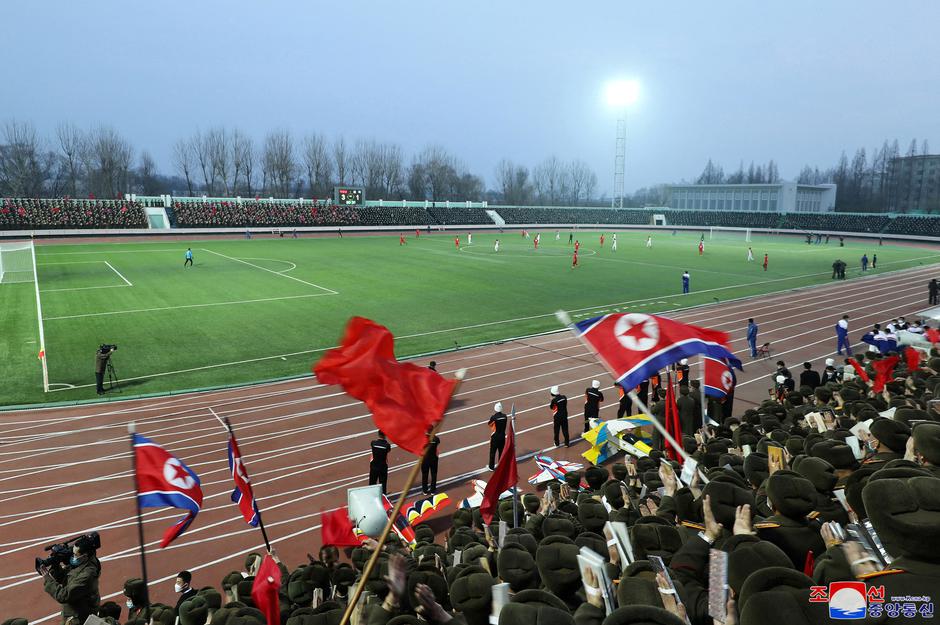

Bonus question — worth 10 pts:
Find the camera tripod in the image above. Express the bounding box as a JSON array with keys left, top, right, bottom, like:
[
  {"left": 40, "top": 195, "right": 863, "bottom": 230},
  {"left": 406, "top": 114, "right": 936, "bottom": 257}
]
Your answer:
[{"left": 106, "top": 358, "right": 121, "bottom": 393}]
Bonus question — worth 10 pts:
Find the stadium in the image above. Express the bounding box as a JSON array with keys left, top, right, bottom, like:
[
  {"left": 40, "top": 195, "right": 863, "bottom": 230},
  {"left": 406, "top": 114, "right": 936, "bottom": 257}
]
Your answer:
[{"left": 3, "top": 4, "right": 940, "bottom": 625}]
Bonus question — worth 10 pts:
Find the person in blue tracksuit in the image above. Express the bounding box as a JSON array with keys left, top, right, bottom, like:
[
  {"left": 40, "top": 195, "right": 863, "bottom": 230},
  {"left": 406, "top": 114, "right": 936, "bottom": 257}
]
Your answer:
[
  {"left": 836, "top": 314, "right": 852, "bottom": 355},
  {"left": 747, "top": 318, "right": 759, "bottom": 358},
  {"left": 682, "top": 271, "right": 690, "bottom": 294}
]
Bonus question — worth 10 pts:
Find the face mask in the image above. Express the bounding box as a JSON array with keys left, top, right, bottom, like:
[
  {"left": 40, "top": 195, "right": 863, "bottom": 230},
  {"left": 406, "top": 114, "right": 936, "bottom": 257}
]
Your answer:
[
  {"left": 69, "top": 556, "right": 82, "bottom": 566},
  {"left": 174, "top": 583, "right": 184, "bottom": 593},
  {"left": 126, "top": 601, "right": 134, "bottom": 610},
  {"left": 867, "top": 440, "right": 878, "bottom": 453}
]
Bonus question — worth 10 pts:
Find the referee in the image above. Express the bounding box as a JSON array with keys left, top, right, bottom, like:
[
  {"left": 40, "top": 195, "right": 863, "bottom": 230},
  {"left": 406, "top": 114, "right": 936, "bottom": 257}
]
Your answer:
[{"left": 368, "top": 431, "right": 391, "bottom": 494}]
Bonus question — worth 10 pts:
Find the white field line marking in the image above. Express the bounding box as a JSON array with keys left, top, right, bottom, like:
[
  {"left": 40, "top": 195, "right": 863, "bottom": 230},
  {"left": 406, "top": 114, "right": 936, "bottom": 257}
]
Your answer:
[
  {"left": 200, "top": 248, "right": 338, "bottom": 294},
  {"left": 42, "top": 293, "right": 333, "bottom": 322},
  {"left": 104, "top": 261, "right": 132, "bottom": 286},
  {"left": 36, "top": 261, "right": 118, "bottom": 265},
  {"left": 39, "top": 284, "right": 129, "bottom": 293},
  {"left": 30, "top": 242, "right": 48, "bottom": 393},
  {"left": 38, "top": 261, "right": 940, "bottom": 390},
  {"left": 36, "top": 249, "right": 181, "bottom": 255},
  {"left": 238, "top": 257, "right": 297, "bottom": 273}
]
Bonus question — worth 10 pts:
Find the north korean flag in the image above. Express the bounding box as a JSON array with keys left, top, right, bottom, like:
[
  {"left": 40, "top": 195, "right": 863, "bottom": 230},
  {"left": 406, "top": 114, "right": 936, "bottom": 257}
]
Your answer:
[
  {"left": 133, "top": 433, "right": 203, "bottom": 547},
  {"left": 228, "top": 433, "right": 261, "bottom": 527},
  {"left": 703, "top": 356, "right": 737, "bottom": 400},
  {"left": 572, "top": 313, "right": 742, "bottom": 392}
]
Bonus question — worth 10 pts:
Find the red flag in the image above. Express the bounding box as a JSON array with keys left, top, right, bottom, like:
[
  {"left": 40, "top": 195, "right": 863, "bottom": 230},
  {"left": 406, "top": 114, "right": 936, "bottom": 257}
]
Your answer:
[
  {"left": 927, "top": 328, "right": 940, "bottom": 344},
  {"left": 227, "top": 431, "right": 260, "bottom": 527},
  {"left": 321, "top": 507, "right": 360, "bottom": 547},
  {"left": 313, "top": 317, "right": 457, "bottom": 455},
  {"left": 251, "top": 554, "right": 281, "bottom": 625},
  {"left": 663, "top": 373, "right": 682, "bottom": 461},
  {"left": 904, "top": 346, "right": 921, "bottom": 373},
  {"left": 569, "top": 313, "right": 742, "bottom": 392},
  {"left": 846, "top": 358, "right": 870, "bottom": 383},
  {"left": 481, "top": 418, "right": 517, "bottom": 524},
  {"left": 871, "top": 356, "right": 900, "bottom": 393}
]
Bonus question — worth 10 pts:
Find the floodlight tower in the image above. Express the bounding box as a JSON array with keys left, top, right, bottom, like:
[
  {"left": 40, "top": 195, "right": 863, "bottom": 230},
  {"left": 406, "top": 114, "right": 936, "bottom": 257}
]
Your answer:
[{"left": 605, "top": 80, "right": 639, "bottom": 208}]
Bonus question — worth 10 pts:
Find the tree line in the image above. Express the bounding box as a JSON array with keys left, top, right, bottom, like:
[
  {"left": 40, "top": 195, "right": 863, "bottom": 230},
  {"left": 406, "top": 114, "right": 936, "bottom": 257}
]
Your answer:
[
  {"left": 693, "top": 138, "right": 932, "bottom": 213},
  {"left": 0, "top": 119, "right": 602, "bottom": 206}
]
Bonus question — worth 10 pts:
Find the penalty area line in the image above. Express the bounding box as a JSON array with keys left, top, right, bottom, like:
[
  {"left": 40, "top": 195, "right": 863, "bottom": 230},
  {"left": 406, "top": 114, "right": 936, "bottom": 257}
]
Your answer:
[{"left": 201, "top": 248, "right": 337, "bottom": 294}]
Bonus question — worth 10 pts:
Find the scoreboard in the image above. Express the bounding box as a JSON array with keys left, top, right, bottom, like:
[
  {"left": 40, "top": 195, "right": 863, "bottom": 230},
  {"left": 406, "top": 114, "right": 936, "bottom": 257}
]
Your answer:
[{"left": 334, "top": 186, "right": 365, "bottom": 206}]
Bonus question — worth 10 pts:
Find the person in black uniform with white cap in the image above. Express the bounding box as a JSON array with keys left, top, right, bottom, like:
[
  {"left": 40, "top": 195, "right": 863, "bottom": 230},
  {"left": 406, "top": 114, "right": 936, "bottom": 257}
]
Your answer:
[
  {"left": 584, "top": 380, "right": 604, "bottom": 433},
  {"left": 368, "top": 431, "right": 391, "bottom": 494},
  {"left": 421, "top": 431, "right": 440, "bottom": 493},
  {"left": 488, "top": 402, "right": 508, "bottom": 470},
  {"left": 549, "top": 386, "right": 569, "bottom": 447}
]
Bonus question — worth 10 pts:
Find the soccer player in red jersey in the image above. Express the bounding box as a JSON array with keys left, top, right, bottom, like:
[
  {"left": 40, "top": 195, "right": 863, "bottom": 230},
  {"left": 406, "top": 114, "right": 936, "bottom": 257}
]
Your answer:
[
  {"left": 575, "top": 240, "right": 580, "bottom": 253},
  {"left": 400, "top": 234, "right": 406, "bottom": 246},
  {"left": 698, "top": 240, "right": 704, "bottom": 255},
  {"left": 763, "top": 253, "right": 769, "bottom": 271},
  {"left": 600, "top": 234, "right": 605, "bottom": 247},
  {"left": 572, "top": 250, "right": 579, "bottom": 268},
  {"left": 454, "top": 236, "right": 460, "bottom": 249}
]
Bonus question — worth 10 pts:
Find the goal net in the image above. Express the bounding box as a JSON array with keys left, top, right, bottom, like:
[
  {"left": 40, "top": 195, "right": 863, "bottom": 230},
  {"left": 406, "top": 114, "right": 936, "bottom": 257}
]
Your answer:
[
  {"left": 709, "top": 227, "right": 751, "bottom": 242},
  {"left": 0, "top": 242, "right": 35, "bottom": 284}
]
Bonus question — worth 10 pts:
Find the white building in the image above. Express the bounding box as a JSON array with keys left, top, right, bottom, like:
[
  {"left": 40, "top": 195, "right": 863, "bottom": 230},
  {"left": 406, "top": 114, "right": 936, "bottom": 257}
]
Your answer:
[{"left": 665, "top": 182, "right": 837, "bottom": 213}]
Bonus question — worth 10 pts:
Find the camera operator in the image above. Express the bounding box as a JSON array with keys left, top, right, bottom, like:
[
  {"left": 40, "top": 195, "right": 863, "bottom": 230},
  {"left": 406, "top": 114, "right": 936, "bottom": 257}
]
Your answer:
[
  {"left": 41, "top": 535, "right": 101, "bottom": 624},
  {"left": 95, "top": 345, "right": 116, "bottom": 395}
]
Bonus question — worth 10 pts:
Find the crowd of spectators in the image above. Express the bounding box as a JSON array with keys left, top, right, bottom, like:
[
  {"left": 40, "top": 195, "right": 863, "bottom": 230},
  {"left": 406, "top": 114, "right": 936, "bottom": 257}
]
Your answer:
[
  {"left": 0, "top": 198, "right": 147, "bottom": 230},
  {"left": 426, "top": 207, "right": 491, "bottom": 225},
  {"left": 23, "top": 339, "right": 940, "bottom": 625},
  {"left": 882, "top": 215, "right": 940, "bottom": 237},
  {"left": 665, "top": 210, "right": 779, "bottom": 229},
  {"left": 779, "top": 213, "right": 892, "bottom": 234},
  {"left": 496, "top": 207, "right": 653, "bottom": 225}
]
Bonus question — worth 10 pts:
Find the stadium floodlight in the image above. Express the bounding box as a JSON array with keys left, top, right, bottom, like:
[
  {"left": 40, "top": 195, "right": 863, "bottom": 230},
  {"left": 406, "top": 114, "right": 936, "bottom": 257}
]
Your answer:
[
  {"left": 605, "top": 80, "right": 640, "bottom": 208},
  {"left": 605, "top": 79, "right": 640, "bottom": 108}
]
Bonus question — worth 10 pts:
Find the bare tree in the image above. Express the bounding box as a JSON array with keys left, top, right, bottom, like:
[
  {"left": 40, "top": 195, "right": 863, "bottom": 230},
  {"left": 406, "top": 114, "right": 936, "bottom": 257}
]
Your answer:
[
  {"left": 192, "top": 130, "right": 216, "bottom": 195},
  {"left": 207, "top": 128, "right": 232, "bottom": 195},
  {"left": 380, "top": 143, "right": 404, "bottom": 198},
  {"left": 696, "top": 159, "right": 725, "bottom": 184},
  {"left": 495, "top": 159, "right": 532, "bottom": 205},
  {"left": 137, "top": 150, "right": 160, "bottom": 195},
  {"left": 351, "top": 139, "right": 386, "bottom": 197},
  {"left": 567, "top": 159, "right": 597, "bottom": 205},
  {"left": 56, "top": 122, "right": 85, "bottom": 196},
  {"left": 83, "top": 126, "right": 133, "bottom": 198},
  {"left": 0, "top": 119, "right": 53, "bottom": 197},
  {"left": 533, "top": 156, "right": 564, "bottom": 205},
  {"left": 172, "top": 138, "right": 196, "bottom": 196},
  {"left": 262, "top": 130, "right": 296, "bottom": 198},
  {"left": 333, "top": 136, "right": 348, "bottom": 186},
  {"left": 302, "top": 133, "right": 331, "bottom": 198},
  {"left": 231, "top": 129, "right": 254, "bottom": 196}
]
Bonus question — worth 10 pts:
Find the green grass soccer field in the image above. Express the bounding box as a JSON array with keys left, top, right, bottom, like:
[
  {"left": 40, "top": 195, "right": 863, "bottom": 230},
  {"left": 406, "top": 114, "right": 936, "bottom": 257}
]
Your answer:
[{"left": 3, "top": 230, "right": 938, "bottom": 406}]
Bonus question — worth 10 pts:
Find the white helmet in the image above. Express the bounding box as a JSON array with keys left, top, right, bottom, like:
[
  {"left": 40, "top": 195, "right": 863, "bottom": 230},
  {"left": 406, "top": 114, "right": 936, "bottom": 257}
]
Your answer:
[
  {"left": 494, "top": 402, "right": 503, "bottom": 412},
  {"left": 680, "top": 359, "right": 688, "bottom": 365},
  {"left": 775, "top": 375, "right": 786, "bottom": 384},
  {"left": 591, "top": 380, "right": 600, "bottom": 389},
  {"left": 550, "top": 386, "right": 559, "bottom": 395},
  {"left": 825, "top": 358, "right": 835, "bottom": 367}
]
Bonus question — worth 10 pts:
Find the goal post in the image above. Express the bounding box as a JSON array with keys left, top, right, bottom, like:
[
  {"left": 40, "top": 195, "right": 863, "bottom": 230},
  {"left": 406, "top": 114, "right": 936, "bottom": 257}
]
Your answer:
[
  {"left": 708, "top": 227, "right": 751, "bottom": 242},
  {"left": 0, "top": 241, "right": 36, "bottom": 284}
]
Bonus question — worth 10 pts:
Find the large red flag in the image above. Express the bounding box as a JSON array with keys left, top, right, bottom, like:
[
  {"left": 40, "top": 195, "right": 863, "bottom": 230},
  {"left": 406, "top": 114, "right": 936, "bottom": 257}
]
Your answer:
[
  {"left": 904, "top": 346, "right": 921, "bottom": 373},
  {"left": 321, "top": 507, "right": 361, "bottom": 548},
  {"left": 664, "top": 373, "right": 683, "bottom": 462},
  {"left": 481, "top": 418, "right": 517, "bottom": 525},
  {"left": 251, "top": 555, "right": 281, "bottom": 625},
  {"left": 846, "top": 358, "right": 870, "bottom": 383},
  {"left": 313, "top": 317, "right": 458, "bottom": 455}
]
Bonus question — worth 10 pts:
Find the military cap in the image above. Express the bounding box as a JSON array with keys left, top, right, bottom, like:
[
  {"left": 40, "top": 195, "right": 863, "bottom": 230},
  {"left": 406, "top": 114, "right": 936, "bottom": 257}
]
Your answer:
[
  {"left": 387, "top": 617, "right": 422, "bottom": 625},
  {"left": 98, "top": 601, "right": 122, "bottom": 620},
  {"left": 462, "top": 543, "right": 489, "bottom": 567},
  {"left": 499, "top": 589, "right": 573, "bottom": 625},
  {"left": 503, "top": 527, "right": 538, "bottom": 557},
  {"left": 785, "top": 436, "right": 805, "bottom": 458},
  {"left": 870, "top": 464, "right": 930, "bottom": 480},
  {"left": 577, "top": 498, "right": 609, "bottom": 533},
  {"left": 913, "top": 422, "right": 940, "bottom": 464},
  {"left": 563, "top": 470, "right": 582, "bottom": 490},
  {"left": 497, "top": 543, "right": 537, "bottom": 591},
  {"left": 766, "top": 471, "right": 816, "bottom": 519},
  {"left": 864, "top": 477, "right": 940, "bottom": 559},
  {"left": 640, "top": 470, "right": 663, "bottom": 490},
  {"left": 451, "top": 508, "right": 473, "bottom": 529},
  {"left": 702, "top": 480, "right": 755, "bottom": 529},
  {"left": 894, "top": 407, "right": 929, "bottom": 426},
  {"left": 535, "top": 535, "right": 581, "bottom": 595},
  {"left": 738, "top": 566, "right": 814, "bottom": 613},
  {"left": 707, "top": 468, "right": 749, "bottom": 490},
  {"left": 803, "top": 432, "right": 824, "bottom": 456},
  {"left": 497, "top": 499, "right": 518, "bottom": 524},
  {"left": 406, "top": 568, "right": 448, "bottom": 607},
  {"left": 449, "top": 528, "right": 482, "bottom": 551},
  {"left": 212, "top": 607, "right": 266, "bottom": 625},
  {"left": 522, "top": 493, "right": 541, "bottom": 513},
  {"left": 235, "top": 579, "right": 255, "bottom": 607},
  {"left": 413, "top": 524, "right": 435, "bottom": 544},
  {"left": 636, "top": 457, "right": 658, "bottom": 473},
  {"left": 814, "top": 387, "right": 833, "bottom": 403},
  {"left": 611, "top": 463, "right": 629, "bottom": 481},
  {"left": 575, "top": 531, "right": 608, "bottom": 561},
  {"left": 585, "top": 466, "right": 609, "bottom": 490},
  {"left": 449, "top": 566, "right": 494, "bottom": 621},
  {"left": 795, "top": 456, "right": 838, "bottom": 493},
  {"left": 148, "top": 605, "right": 176, "bottom": 625},
  {"left": 601, "top": 480, "right": 626, "bottom": 509},
  {"left": 614, "top": 560, "right": 663, "bottom": 608},
  {"left": 557, "top": 499, "right": 579, "bottom": 517},
  {"left": 599, "top": 606, "right": 687, "bottom": 625},
  {"left": 810, "top": 440, "right": 858, "bottom": 470},
  {"left": 330, "top": 564, "right": 356, "bottom": 592},
  {"left": 541, "top": 512, "right": 577, "bottom": 539},
  {"left": 739, "top": 589, "right": 824, "bottom": 625},
  {"left": 870, "top": 418, "right": 911, "bottom": 454},
  {"left": 194, "top": 587, "right": 221, "bottom": 611},
  {"left": 724, "top": 535, "right": 793, "bottom": 594},
  {"left": 629, "top": 523, "right": 682, "bottom": 563},
  {"left": 179, "top": 596, "right": 210, "bottom": 625},
  {"left": 1, "top": 620, "right": 28, "bottom": 625},
  {"left": 743, "top": 452, "right": 769, "bottom": 487}
]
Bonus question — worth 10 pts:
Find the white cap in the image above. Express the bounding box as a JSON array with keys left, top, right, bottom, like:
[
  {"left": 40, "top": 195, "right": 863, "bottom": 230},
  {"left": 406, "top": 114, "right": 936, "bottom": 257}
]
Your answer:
[
  {"left": 592, "top": 380, "right": 600, "bottom": 389},
  {"left": 494, "top": 402, "right": 503, "bottom": 412},
  {"left": 825, "top": 358, "right": 835, "bottom": 367},
  {"left": 680, "top": 359, "right": 688, "bottom": 365},
  {"left": 775, "top": 375, "right": 786, "bottom": 384},
  {"left": 550, "top": 386, "right": 559, "bottom": 395}
]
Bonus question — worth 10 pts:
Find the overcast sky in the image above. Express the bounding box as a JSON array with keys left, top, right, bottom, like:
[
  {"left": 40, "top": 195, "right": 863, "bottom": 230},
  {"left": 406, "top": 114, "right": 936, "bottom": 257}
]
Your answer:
[{"left": 4, "top": 1, "right": 940, "bottom": 194}]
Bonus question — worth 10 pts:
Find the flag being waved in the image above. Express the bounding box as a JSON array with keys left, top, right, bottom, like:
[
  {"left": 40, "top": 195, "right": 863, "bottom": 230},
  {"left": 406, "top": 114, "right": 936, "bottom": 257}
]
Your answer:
[
  {"left": 227, "top": 433, "right": 260, "bottom": 527},
  {"left": 251, "top": 554, "right": 282, "bottom": 625},
  {"left": 132, "top": 433, "right": 203, "bottom": 548},
  {"left": 480, "top": 416, "right": 518, "bottom": 524},
  {"left": 562, "top": 312, "right": 742, "bottom": 392},
  {"left": 663, "top": 373, "right": 683, "bottom": 461},
  {"left": 703, "top": 356, "right": 737, "bottom": 400},
  {"left": 314, "top": 317, "right": 459, "bottom": 455}
]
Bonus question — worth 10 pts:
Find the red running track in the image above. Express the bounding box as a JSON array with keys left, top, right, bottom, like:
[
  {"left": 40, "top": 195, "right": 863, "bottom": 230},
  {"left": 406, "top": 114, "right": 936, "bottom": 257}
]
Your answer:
[{"left": 1, "top": 263, "right": 938, "bottom": 622}]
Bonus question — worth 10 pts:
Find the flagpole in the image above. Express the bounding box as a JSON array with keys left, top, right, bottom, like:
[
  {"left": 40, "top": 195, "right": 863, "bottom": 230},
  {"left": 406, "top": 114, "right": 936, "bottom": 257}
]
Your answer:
[
  {"left": 210, "top": 408, "right": 272, "bottom": 552},
  {"left": 698, "top": 372, "right": 709, "bottom": 434},
  {"left": 339, "top": 369, "right": 466, "bottom": 625},
  {"left": 510, "top": 404, "right": 518, "bottom": 529},
  {"left": 127, "top": 422, "right": 152, "bottom": 623},
  {"left": 554, "top": 310, "right": 693, "bottom": 466}
]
